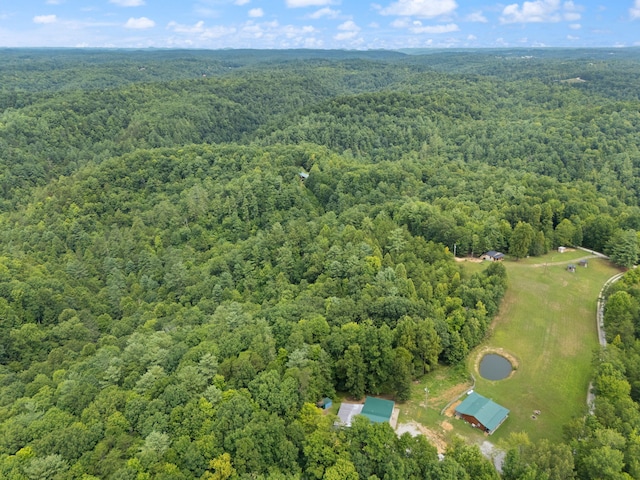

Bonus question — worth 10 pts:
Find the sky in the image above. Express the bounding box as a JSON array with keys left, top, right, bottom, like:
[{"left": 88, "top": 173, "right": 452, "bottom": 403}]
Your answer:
[{"left": 1, "top": 0, "right": 639, "bottom": 50}]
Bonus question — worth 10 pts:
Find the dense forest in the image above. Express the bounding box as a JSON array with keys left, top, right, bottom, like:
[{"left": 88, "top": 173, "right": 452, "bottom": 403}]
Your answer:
[{"left": 0, "top": 48, "right": 640, "bottom": 479}]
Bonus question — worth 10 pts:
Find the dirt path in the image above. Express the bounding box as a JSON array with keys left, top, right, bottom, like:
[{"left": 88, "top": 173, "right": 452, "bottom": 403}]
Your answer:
[
  {"left": 454, "top": 257, "right": 483, "bottom": 263},
  {"left": 439, "top": 379, "right": 474, "bottom": 416},
  {"left": 588, "top": 270, "right": 625, "bottom": 413},
  {"left": 480, "top": 441, "right": 506, "bottom": 473},
  {"left": 529, "top": 255, "right": 597, "bottom": 268},
  {"left": 396, "top": 421, "right": 448, "bottom": 454}
]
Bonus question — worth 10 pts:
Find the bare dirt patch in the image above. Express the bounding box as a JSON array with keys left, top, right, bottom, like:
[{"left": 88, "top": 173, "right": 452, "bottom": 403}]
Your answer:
[
  {"left": 454, "top": 256, "right": 483, "bottom": 263},
  {"left": 444, "top": 399, "right": 463, "bottom": 418},
  {"left": 480, "top": 441, "right": 506, "bottom": 473},
  {"left": 430, "top": 381, "right": 473, "bottom": 410},
  {"left": 396, "top": 421, "right": 448, "bottom": 454},
  {"left": 441, "top": 420, "right": 453, "bottom": 431}
]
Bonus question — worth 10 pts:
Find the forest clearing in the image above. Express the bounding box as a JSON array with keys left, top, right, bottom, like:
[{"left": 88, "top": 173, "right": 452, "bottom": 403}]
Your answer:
[
  {"left": 477, "top": 255, "right": 621, "bottom": 442},
  {"left": 401, "top": 253, "right": 621, "bottom": 448}
]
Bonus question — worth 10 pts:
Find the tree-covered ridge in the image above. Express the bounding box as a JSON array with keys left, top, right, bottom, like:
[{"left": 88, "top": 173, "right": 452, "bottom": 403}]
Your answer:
[
  {"left": 3, "top": 50, "right": 640, "bottom": 221},
  {"left": 0, "top": 59, "right": 425, "bottom": 201},
  {"left": 0, "top": 142, "right": 508, "bottom": 478},
  {"left": 257, "top": 83, "right": 640, "bottom": 195}
]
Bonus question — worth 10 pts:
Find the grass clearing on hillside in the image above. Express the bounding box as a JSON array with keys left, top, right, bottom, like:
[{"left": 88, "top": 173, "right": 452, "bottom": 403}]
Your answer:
[
  {"left": 470, "top": 254, "right": 620, "bottom": 444},
  {"left": 400, "top": 252, "right": 621, "bottom": 449}
]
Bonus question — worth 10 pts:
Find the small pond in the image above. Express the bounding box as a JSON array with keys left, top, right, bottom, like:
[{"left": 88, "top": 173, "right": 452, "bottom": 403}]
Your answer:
[{"left": 479, "top": 354, "right": 513, "bottom": 380}]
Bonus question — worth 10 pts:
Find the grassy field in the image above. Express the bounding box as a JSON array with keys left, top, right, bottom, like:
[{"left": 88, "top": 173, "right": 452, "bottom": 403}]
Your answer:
[
  {"left": 400, "top": 250, "right": 622, "bottom": 448},
  {"left": 469, "top": 252, "right": 621, "bottom": 443}
]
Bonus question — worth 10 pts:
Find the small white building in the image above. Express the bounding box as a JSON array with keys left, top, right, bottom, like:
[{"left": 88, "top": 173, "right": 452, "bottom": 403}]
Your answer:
[{"left": 335, "top": 403, "right": 363, "bottom": 427}]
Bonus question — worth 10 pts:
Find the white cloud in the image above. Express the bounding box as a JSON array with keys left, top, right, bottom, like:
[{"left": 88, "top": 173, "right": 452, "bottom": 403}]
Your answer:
[
  {"left": 391, "top": 18, "right": 458, "bottom": 33},
  {"left": 239, "top": 21, "right": 316, "bottom": 43},
  {"left": 631, "top": 0, "right": 640, "bottom": 20},
  {"left": 391, "top": 18, "right": 409, "bottom": 27},
  {"left": 303, "top": 37, "right": 324, "bottom": 47},
  {"left": 124, "top": 17, "right": 155, "bottom": 29},
  {"left": 415, "top": 23, "right": 459, "bottom": 33},
  {"left": 567, "top": 34, "right": 579, "bottom": 40},
  {"left": 334, "top": 20, "right": 360, "bottom": 40},
  {"left": 286, "top": 0, "right": 333, "bottom": 7},
  {"left": 500, "top": 0, "right": 560, "bottom": 23},
  {"left": 380, "top": 0, "right": 457, "bottom": 18},
  {"left": 110, "top": 0, "right": 145, "bottom": 6},
  {"left": 201, "top": 25, "right": 237, "bottom": 39},
  {"left": 563, "top": 1, "right": 582, "bottom": 20},
  {"left": 194, "top": 6, "right": 221, "bottom": 18},
  {"left": 569, "top": 23, "right": 581, "bottom": 29},
  {"left": 467, "top": 34, "right": 477, "bottom": 40},
  {"left": 466, "top": 11, "right": 488, "bottom": 22},
  {"left": 500, "top": 0, "right": 582, "bottom": 23},
  {"left": 235, "top": 0, "right": 250, "bottom": 4},
  {"left": 337, "top": 20, "right": 360, "bottom": 31},
  {"left": 334, "top": 31, "right": 358, "bottom": 40},
  {"left": 46, "top": 0, "right": 64, "bottom": 4},
  {"left": 308, "top": 7, "right": 340, "bottom": 19},
  {"left": 248, "top": 8, "right": 264, "bottom": 17},
  {"left": 166, "top": 22, "right": 236, "bottom": 42},
  {"left": 167, "top": 19, "right": 319, "bottom": 46},
  {"left": 167, "top": 21, "right": 205, "bottom": 33},
  {"left": 33, "top": 15, "right": 57, "bottom": 24}
]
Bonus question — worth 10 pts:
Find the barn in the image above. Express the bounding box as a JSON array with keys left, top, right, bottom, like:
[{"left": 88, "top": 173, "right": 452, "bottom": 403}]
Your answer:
[
  {"left": 455, "top": 392, "right": 509, "bottom": 435},
  {"left": 361, "top": 396, "right": 395, "bottom": 424},
  {"left": 335, "top": 397, "right": 395, "bottom": 427}
]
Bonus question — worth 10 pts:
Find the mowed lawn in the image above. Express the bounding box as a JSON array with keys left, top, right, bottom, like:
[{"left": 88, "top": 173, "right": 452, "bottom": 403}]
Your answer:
[{"left": 468, "top": 253, "right": 622, "bottom": 444}]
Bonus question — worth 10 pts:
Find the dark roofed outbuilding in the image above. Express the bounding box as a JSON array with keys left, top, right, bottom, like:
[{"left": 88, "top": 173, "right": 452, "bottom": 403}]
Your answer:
[{"left": 481, "top": 251, "right": 505, "bottom": 261}]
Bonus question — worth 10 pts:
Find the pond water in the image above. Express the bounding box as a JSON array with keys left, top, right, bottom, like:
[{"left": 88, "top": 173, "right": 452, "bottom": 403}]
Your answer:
[{"left": 479, "top": 354, "right": 513, "bottom": 380}]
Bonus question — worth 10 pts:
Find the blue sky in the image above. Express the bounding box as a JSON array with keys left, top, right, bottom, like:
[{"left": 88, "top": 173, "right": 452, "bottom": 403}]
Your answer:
[{"left": 1, "top": 0, "right": 639, "bottom": 49}]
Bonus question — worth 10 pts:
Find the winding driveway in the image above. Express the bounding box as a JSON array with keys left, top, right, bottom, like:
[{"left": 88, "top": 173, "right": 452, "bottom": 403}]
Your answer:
[{"left": 586, "top": 249, "right": 625, "bottom": 414}]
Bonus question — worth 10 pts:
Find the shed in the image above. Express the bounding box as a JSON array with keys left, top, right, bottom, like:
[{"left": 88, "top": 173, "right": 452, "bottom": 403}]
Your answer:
[
  {"left": 299, "top": 172, "right": 309, "bottom": 181},
  {"left": 455, "top": 392, "right": 509, "bottom": 435},
  {"left": 579, "top": 259, "right": 588, "bottom": 268},
  {"left": 317, "top": 397, "right": 333, "bottom": 410},
  {"left": 558, "top": 246, "right": 567, "bottom": 253},
  {"left": 361, "top": 396, "right": 395, "bottom": 424},
  {"left": 567, "top": 264, "right": 576, "bottom": 273},
  {"left": 481, "top": 251, "right": 505, "bottom": 261}
]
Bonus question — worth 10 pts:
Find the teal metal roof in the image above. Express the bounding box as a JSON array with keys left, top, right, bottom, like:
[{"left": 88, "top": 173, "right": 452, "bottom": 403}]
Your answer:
[
  {"left": 361, "top": 396, "right": 395, "bottom": 423},
  {"left": 455, "top": 392, "right": 509, "bottom": 432}
]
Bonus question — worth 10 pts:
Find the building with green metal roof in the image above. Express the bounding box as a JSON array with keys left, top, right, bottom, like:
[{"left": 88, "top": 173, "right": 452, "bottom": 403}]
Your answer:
[
  {"left": 361, "top": 396, "right": 395, "bottom": 424},
  {"left": 455, "top": 391, "right": 509, "bottom": 435}
]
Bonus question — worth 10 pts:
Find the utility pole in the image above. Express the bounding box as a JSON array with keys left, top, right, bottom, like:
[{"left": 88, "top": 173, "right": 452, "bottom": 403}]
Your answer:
[
  {"left": 453, "top": 243, "right": 457, "bottom": 257},
  {"left": 424, "top": 387, "right": 429, "bottom": 408}
]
